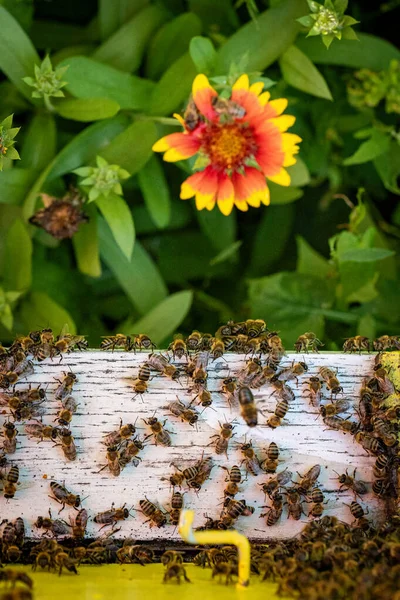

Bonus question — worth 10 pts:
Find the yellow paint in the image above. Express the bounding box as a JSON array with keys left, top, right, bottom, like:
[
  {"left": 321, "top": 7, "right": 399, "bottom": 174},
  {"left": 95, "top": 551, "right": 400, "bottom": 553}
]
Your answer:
[
  {"left": 2, "top": 565, "right": 288, "bottom": 600},
  {"left": 179, "top": 509, "right": 251, "bottom": 588},
  {"left": 380, "top": 352, "right": 400, "bottom": 439}
]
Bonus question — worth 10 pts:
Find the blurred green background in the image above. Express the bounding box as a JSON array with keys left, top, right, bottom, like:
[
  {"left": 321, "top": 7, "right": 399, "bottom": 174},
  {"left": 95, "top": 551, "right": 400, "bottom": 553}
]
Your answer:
[{"left": 0, "top": 0, "right": 399, "bottom": 349}]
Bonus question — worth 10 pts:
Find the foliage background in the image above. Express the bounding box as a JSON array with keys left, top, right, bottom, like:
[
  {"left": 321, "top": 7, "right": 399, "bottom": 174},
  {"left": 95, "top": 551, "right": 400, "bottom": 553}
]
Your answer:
[{"left": 0, "top": 0, "right": 399, "bottom": 348}]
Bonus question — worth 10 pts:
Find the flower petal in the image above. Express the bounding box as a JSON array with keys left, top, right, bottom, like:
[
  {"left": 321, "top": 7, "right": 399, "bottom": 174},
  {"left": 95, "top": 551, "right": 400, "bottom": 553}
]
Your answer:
[
  {"left": 268, "top": 98, "right": 288, "bottom": 116},
  {"left": 258, "top": 91, "right": 271, "bottom": 106},
  {"left": 173, "top": 113, "right": 186, "bottom": 127},
  {"left": 267, "top": 167, "right": 291, "bottom": 186},
  {"left": 216, "top": 174, "right": 235, "bottom": 216},
  {"left": 270, "top": 115, "right": 296, "bottom": 132},
  {"left": 232, "top": 167, "right": 269, "bottom": 208},
  {"left": 235, "top": 199, "right": 249, "bottom": 212},
  {"left": 232, "top": 74, "right": 250, "bottom": 90},
  {"left": 152, "top": 132, "right": 200, "bottom": 162},
  {"left": 249, "top": 82, "right": 264, "bottom": 96},
  {"left": 192, "top": 74, "right": 218, "bottom": 120},
  {"left": 180, "top": 167, "right": 218, "bottom": 209}
]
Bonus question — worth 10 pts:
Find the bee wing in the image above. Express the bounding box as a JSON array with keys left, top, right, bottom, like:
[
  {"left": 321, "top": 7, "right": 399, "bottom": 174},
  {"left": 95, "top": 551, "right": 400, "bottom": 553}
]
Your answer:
[
  {"left": 63, "top": 396, "right": 78, "bottom": 412},
  {"left": 0, "top": 392, "right": 11, "bottom": 405}
]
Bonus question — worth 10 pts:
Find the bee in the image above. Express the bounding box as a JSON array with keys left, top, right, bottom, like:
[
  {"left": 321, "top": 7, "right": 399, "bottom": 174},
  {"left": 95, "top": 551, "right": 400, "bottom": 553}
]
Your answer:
[
  {"left": 306, "top": 376, "right": 322, "bottom": 406},
  {"left": 0, "top": 371, "right": 19, "bottom": 389},
  {"left": 249, "top": 365, "right": 276, "bottom": 389},
  {"left": 319, "top": 367, "right": 343, "bottom": 395},
  {"left": 286, "top": 488, "right": 304, "bottom": 520},
  {"left": 222, "top": 377, "right": 237, "bottom": 405},
  {"left": 56, "top": 428, "right": 77, "bottom": 461},
  {"left": 238, "top": 440, "right": 260, "bottom": 476},
  {"left": 168, "top": 398, "right": 199, "bottom": 426},
  {"left": 161, "top": 468, "right": 185, "bottom": 489},
  {"left": 183, "top": 96, "right": 202, "bottom": 131},
  {"left": 53, "top": 329, "right": 88, "bottom": 354},
  {"left": 194, "top": 386, "right": 213, "bottom": 407},
  {"left": 221, "top": 465, "right": 242, "bottom": 498},
  {"left": 221, "top": 498, "right": 254, "bottom": 525},
  {"left": 296, "top": 465, "right": 321, "bottom": 496},
  {"left": 132, "top": 334, "right": 156, "bottom": 351},
  {"left": 211, "top": 562, "right": 237, "bottom": 585},
  {"left": 371, "top": 416, "right": 397, "bottom": 446},
  {"left": 372, "top": 478, "right": 393, "bottom": 498},
  {"left": 0, "top": 569, "right": 33, "bottom": 590},
  {"left": 346, "top": 500, "right": 368, "bottom": 522},
  {"left": 210, "top": 338, "right": 225, "bottom": 361},
  {"left": 186, "top": 330, "right": 203, "bottom": 351},
  {"left": 260, "top": 491, "right": 284, "bottom": 526},
  {"left": 35, "top": 509, "right": 70, "bottom": 536},
  {"left": 55, "top": 551, "right": 78, "bottom": 575},
  {"left": 354, "top": 431, "right": 385, "bottom": 455},
  {"left": 372, "top": 362, "right": 395, "bottom": 396},
  {"left": 323, "top": 415, "right": 358, "bottom": 434},
  {"left": 25, "top": 421, "right": 59, "bottom": 441},
  {"left": 49, "top": 481, "right": 82, "bottom": 512},
  {"left": 94, "top": 503, "right": 130, "bottom": 529},
  {"left": 373, "top": 454, "right": 391, "bottom": 479},
  {"left": 377, "top": 404, "right": 400, "bottom": 420},
  {"left": 32, "top": 328, "right": 55, "bottom": 361},
  {"left": 266, "top": 333, "right": 285, "bottom": 367},
  {"left": 209, "top": 421, "right": 235, "bottom": 456},
  {"left": 132, "top": 378, "right": 148, "bottom": 397},
  {"left": 373, "top": 335, "right": 400, "bottom": 351},
  {"left": 144, "top": 416, "right": 172, "bottom": 446},
  {"left": 169, "top": 491, "right": 184, "bottom": 525},
  {"left": 238, "top": 386, "right": 258, "bottom": 427},
  {"left": 211, "top": 95, "right": 246, "bottom": 121},
  {"left": 100, "top": 334, "right": 132, "bottom": 352},
  {"left": 294, "top": 332, "right": 323, "bottom": 353},
  {"left": 168, "top": 334, "right": 187, "bottom": 360},
  {"left": 119, "top": 437, "right": 145, "bottom": 468},
  {"left": 277, "top": 361, "right": 308, "bottom": 384},
  {"left": 267, "top": 397, "right": 289, "bottom": 429},
  {"left": 244, "top": 319, "right": 267, "bottom": 338},
  {"left": 2, "top": 422, "right": 17, "bottom": 454},
  {"left": 139, "top": 498, "right": 167, "bottom": 528},
  {"left": 54, "top": 372, "right": 77, "bottom": 401},
  {"left": 309, "top": 488, "right": 325, "bottom": 518},
  {"left": 103, "top": 419, "right": 136, "bottom": 447},
  {"left": 332, "top": 468, "right": 368, "bottom": 497},
  {"left": 163, "top": 563, "right": 191, "bottom": 584},
  {"left": 320, "top": 398, "right": 351, "bottom": 418},
  {"left": 270, "top": 377, "right": 295, "bottom": 402},
  {"left": 259, "top": 469, "right": 292, "bottom": 498},
  {"left": 99, "top": 445, "right": 121, "bottom": 476},
  {"left": 14, "top": 516, "right": 25, "bottom": 545},
  {"left": 187, "top": 456, "right": 214, "bottom": 491},
  {"left": 71, "top": 508, "right": 88, "bottom": 539},
  {"left": 56, "top": 397, "right": 78, "bottom": 426},
  {"left": 261, "top": 442, "right": 279, "bottom": 473},
  {"left": 148, "top": 353, "right": 179, "bottom": 379},
  {"left": 343, "top": 336, "right": 370, "bottom": 353}
]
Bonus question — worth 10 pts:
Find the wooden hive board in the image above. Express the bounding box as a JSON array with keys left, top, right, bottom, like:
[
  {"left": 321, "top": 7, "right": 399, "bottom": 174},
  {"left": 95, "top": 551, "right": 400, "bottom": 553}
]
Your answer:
[{"left": 1, "top": 351, "right": 398, "bottom": 541}]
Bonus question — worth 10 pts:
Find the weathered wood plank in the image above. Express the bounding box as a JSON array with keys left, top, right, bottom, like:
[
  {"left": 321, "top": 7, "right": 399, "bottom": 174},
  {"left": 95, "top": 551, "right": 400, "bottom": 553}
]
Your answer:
[{"left": 0, "top": 351, "right": 392, "bottom": 540}]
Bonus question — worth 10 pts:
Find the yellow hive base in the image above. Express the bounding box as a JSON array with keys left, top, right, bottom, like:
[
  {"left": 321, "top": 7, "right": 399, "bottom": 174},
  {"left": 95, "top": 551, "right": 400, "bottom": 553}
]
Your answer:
[{"left": 2, "top": 564, "right": 288, "bottom": 599}]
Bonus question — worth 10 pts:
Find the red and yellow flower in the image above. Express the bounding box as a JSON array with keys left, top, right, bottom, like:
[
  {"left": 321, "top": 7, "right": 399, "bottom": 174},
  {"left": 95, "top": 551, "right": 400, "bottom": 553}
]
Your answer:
[{"left": 152, "top": 74, "right": 301, "bottom": 216}]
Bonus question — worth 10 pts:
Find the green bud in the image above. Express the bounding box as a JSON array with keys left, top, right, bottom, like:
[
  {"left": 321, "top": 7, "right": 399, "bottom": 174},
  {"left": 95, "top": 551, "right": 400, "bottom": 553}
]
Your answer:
[
  {"left": 298, "top": 0, "right": 358, "bottom": 49},
  {"left": 23, "top": 55, "right": 69, "bottom": 106},
  {"left": 74, "top": 155, "right": 130, "bottom": 203},
  {"left": 0, "top": 114, "right": 20, "bottom": 171}
]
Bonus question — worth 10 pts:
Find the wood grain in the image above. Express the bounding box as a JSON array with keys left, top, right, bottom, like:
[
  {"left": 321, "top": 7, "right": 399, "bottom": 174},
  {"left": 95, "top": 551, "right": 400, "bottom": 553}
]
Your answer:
[{"left": 0, "top": 351, "right": 389, "bottom": 541}]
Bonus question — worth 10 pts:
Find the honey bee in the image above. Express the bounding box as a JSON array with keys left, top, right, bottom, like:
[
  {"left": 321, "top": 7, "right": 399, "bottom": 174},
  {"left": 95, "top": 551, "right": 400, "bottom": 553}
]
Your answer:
[
  {"left": 267, "top": 397, "right": 289, "bottom": 429},
  {"left": 373, "top": 335, "right": 400, "bottom": 351},
  {"left": 296, "top": 464, "right": 321, "bottom": 496},
  {"left": 183, "top": 96, "right": 202, "bottom": 131},
  {"left": 32, "top": 328, "right": 55, "bottom": 361},
  {"left": 186, "top": 330, "right": 203, "bottom": 351},
  {"left": 49, "top": 481, "right": 82, "bottom": 512},
  {"left": 343, "top": 336, "right": 370, "bottom": 353},
  {"left": 261, "top": 442, "right": 279, "bottom": 473},
  {"left": 332, "top": 468, "right": 368, "bottom": 497},
  {"left": 71, "top": 508, "right": 88, "bottom": 539},
  {"left": 266, "top": 332, "right": 285, "bottom": 368},
  {"left": 261, "top": 504, "right": 283, "bottom": 527},
  {"left": 132, "top": 334, "right": 156, "bottom": 351},
  {"left": 372, "top": 361, "right": 395, "bottom": 396},
  {"left": 161, "top": 468, "right": 185, "bottom": 489},
  {"left": 354, "top": 431, "right": 385, "bottom": 455},
  {"left": 306, "top": 376, "right": 322, "bottom": 406},
  {"left": 35, "top": 509, "right": 70, "bottom": 536},
  {"left": 56, "top": 397, "right": 78, "bottom": 426},
  {"left": 168, "top": 398, "right": 199, "bottom": 426},
  {"left": 99, "top": 445, "right": 121, "bottom": 476},
  {"left": 371, "top": 416, "right": 397, "bottom": 446},
  {"left": 238, "top": 440, "right": 260, "bottom": 476},
  {"left": 320, "top": 398, "right": 351, "bottom": 418},
  {"left": 148, "top": 353, "right": 179, "bottom": 379},
  {"left": 103, "top": 419, "right": 136, "bottom": 447},
  {"left": 323, "top": 415, "right": 358, "bottom": 434},
  {"left": 0, "top": 569, "right": 33, "bottom": 590},
  {"left": 346, "top": 500, "right": 368, "bottom": 522},
  {"left": 238, "top": 386, "right": 258, "bottom": 427},
  {"left": 277, "top": 361, "right": 308, "bottom": 384},
  {"left": 100, "top": 334, "right": 132, "bottom": 352},
  {"left": 94, "top": 503, "right": 130, "bottom": 529},
  {"left": 54, "top": 372, "right": 77, "bottom": 401},
  {"left": 249, "top": 365, "right": 277, "bottom": 389},
  {"left": 169, "top": 491, "right": 184, "bottom": 525},
  {"left": 319, "top": 367, "right": 343, "bottom": 395},
  {"left": 220, "top": 498, "right": 254, "bottom": 527},
  {"left": 144, "top": 416, "right": 173, "bottom": 446},
  {"left": 56, "top": 428, "right": 77, "bottom": 461},
  {"left": 209, "top": 421, "right": 235, "bottom": 456},
  {"left": 55, "top": 551, "right": 78, "bottom": 575},
  {"left": 259, "top": 469, "right": 292, "bottom": 498},
  {"left": 168, "top": 334, "right": 187, "bottom": 360},
  {"left": 237, "top": 358, "right": 262, "bottom": 386},
  {"left": 373, "top": 454, "right": 391, "bottom": 479},
  {"left": 163, "top": 563, "right": 191, "bottom": 584},
  {"left": 2, "top": 422, "right": 17, "bottom": 454},
  {"left": 211, "top": 96, "right": 246, "bottom": 121},
  {"left": 194, "top": 385, "right": 213, "bottom": 407},
  {"left": 221, "top": 465, "right": 242, "bottom": 498},
  {"left": 222, "top": 377, "right": 237, "bottom": 405},
  {"left": 286, "top": 488, "right": 304, "bottom": 520},
  {"left": 53, "top": 329, "right": 88, "bottom": 354},
  {"left": 119, "top": 437, "right": 145, "bottom": 468},
  {"left": 25, "top": 421, "right": 59, "bottom": 441},
  {"left": 270, "top": 377, "right": 296, "bottom": 403},
  {"left": 210, "top": 338, "right": 225, "bottom": 360},
  {"left": 309, "top": 488, "right": 325, "bottom": 518},
  {"left": 377, "top": 404, "right": 400, "bottom": 420},
  {"left": 186, "top": 455, "right": 214, "bottom": 491},
  {"left": 294, "top": 332, "right": 323, "bottom": 353},
  {"left": 211, "top": 561, "right": 238, "bottom": 585},
  {"left": 139, "top": 498, "right": 167, "bottom": 528}
]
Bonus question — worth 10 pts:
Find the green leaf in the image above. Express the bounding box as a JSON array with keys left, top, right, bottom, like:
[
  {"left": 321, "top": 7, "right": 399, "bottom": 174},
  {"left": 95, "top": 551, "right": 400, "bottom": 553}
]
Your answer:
[
  {"left": 19, "top": 291, "right": 76, "bottom": 334},
  {"left": 279, "top": 45, "right": 333, "bottom": 100},
  {"left": 72, "top": 204, "right": 101, "bottom": 278},
  {"left": 210, "top": 240, "right": 242, "bottom": 266},
  {"left": 146, "top": 13, "right": 202, "bottom": 80},
  {"left": 196, "top": 209, "right": 237, "bottom": 253},
  {"left": 55, "top": 97, "right": 120, "bottom": 122},
  {"left": 96, "top": 193, "right": 135, "bottom": 260},
  {"left": 150, "top": 52, "right": 197, "bottom": 116},
  {"left": 343, "top": 129, "right": 390, "bottom": 166},
  {"left": 287, "top": 158, "right": 310, "bottom": 187},
  {"left": 0, "top": 169, "right": 37, "bottom": 205},
  {"left": 215, "top": 0, "right": 306, "bottom": 74},
  {"left": 92, "top": 4, "right": 169, "bottom": 72},
  {"left": 98, "top": 0, "right": 149, "bottom": 40},
  {"left": 189, "top": 36, "right": 218, "bottom": 75},
  {"left": 357, "top": 314, "right": 376, "bottom": 339},
  {"left": 296, "top": 235, "right": 332, "bottom": 278},
  {"left": 0, "top": 5, "right": 40, "bottom": 101},
  {"left": 121, "top": 290, "right": 193, "bottom": 345},
  {"left": 20, "top": 112, "right": 57, "bottom": 171},
  {"left": 248, "top": 204, "right": 295, "bottom": 276},
  {"left": 374, "top": 142, "right": 400, "bottom": 195},
  {"left": 248, "top": 271, "right": 330, "bottom": 346},
  {"left": 297, "top": 33, "right": 400, "bottom": 70},
  {"left": 23, "top": 115, "right": 129, "bottom": 219},
  {"left": 98, "top": 218, "right": 167, "bottom": 314},
  {"left": 3, "top": 219, "right": 32, "bottom": 291},
  {"left": 58, "top": 56, "right": 155, "bottom": 111},
  {"left": 269, "top": 182, "right": 303, "bottom": 204},
  {"left": 100, "top": 120, "right": 157, "bottom": 175},
  {"left": 137, "top": 155, "right": 171, "bottom": 229},
  {"left": 340, "top": 248, "right": 395, "bottom": 263}
]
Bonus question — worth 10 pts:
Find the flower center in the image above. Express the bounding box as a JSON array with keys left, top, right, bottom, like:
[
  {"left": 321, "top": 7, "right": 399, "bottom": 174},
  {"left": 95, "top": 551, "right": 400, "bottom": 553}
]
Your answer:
[
  {"left": 201, "top": 123, "right": 256, "bottom": 171},
  {"left": 316, "top": 8, "right": 340, "bottom": 34}
]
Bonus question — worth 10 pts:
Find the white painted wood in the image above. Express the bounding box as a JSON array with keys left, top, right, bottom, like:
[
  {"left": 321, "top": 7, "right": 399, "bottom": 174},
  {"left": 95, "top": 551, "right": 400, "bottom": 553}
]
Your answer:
[{"left": 0, "top": 351, "right": 388, "bottom": 540}]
